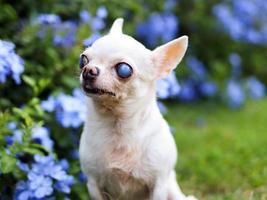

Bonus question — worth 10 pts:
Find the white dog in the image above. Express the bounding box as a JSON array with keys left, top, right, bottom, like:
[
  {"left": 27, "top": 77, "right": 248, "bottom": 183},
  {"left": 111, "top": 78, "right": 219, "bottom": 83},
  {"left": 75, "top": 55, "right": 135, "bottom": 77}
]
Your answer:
[{"left": 79, "top": 18, "right": 197, "bottom": 200}]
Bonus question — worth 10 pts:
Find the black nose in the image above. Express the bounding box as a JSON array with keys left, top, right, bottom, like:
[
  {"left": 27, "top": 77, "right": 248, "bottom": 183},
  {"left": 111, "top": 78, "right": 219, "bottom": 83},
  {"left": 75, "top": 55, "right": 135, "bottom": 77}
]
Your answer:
[{"left": 82, "top": 67, "right": 100, "bottom": 80}]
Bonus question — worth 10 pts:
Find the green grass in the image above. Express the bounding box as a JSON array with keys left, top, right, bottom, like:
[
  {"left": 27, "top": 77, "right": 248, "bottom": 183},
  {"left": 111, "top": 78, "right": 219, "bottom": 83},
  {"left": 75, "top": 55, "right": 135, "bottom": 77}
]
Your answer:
[{"left": 166, "top": 99, "right": 267, "bottom": 200}]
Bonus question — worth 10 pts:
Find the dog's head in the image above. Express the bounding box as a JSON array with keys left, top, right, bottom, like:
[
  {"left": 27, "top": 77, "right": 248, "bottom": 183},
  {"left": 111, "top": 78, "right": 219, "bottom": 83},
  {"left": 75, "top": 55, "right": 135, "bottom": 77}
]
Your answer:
[{"left": 79, "top": 18, "right": 188, "bottom": 104}]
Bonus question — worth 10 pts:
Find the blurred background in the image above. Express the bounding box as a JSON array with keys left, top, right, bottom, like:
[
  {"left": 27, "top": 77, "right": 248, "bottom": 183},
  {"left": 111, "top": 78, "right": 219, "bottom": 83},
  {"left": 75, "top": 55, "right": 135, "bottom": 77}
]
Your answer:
[{"left": 0, "top": 0, "right": 266, "bottom": 199}]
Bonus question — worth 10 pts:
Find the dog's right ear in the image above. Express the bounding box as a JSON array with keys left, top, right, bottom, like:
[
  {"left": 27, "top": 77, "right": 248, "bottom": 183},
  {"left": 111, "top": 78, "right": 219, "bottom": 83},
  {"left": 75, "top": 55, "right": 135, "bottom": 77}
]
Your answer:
[
  {"left": 152, "top": 36, "right": 188, "bottom": 79},
  {"left": 109, "top": 18, "right": 124, "bottom": 35}
]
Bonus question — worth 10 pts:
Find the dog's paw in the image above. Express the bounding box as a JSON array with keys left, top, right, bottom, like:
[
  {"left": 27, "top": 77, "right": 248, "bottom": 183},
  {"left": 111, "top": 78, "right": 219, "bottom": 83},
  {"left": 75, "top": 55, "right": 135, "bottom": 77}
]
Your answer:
[{"left": 186, "top": 195, "right": 198, "bottom": 200}]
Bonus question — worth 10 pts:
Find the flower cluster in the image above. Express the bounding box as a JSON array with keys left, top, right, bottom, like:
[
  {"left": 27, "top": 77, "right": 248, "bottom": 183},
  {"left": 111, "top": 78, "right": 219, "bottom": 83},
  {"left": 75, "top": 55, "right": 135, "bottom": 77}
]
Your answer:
[
  {"left": 41, "top": 89, "right": 86, "bottom": 128},
  {"left": 0, "top": 40, "right": 24, "bottom": 84},
  {"left": 35, "top": 14, "right": 61, "bottom": 25},
  {"left": 81, "top": 6, "right": 108, "bottom": 46},
  {"left": 34, "top": 14, "right": 77, "bottom": 48},
  {"left": 178, "top": 57, "right": 218, "bottom": 102},
  {"left": 136, "top": 12, "right": 178, "bottom": 47},
  {"left": 162, "top": 54, "right": 266, "bottom": 108},
  {"left": 33, "top": 6, "right": 108, "bottom": 49},
  {"left": 226, "top": 76, "right": 266, "bottom": 109},
  {"left": 14, "top": 155, "right": 74, "bottom": 200},
  {"left": 156, "top": 72, "right": 181, "bottom": 114},
  {"left": 246, "top": 76, "right": 266, "bottom": 99},
  {"left": 6, "top": 123, "right": 54, "bottom": 151},
  {"left": 156, "top": 72, "right": 181, "bottom": 99},
  {"left": 226, "top": 79, "right": 244, "bottom": 108},
  {"left": 213, "top": 0, "right": 267, "bottom": 44},
  {"left": 226, "top": 53, "right": 266, "bottom": 109}
]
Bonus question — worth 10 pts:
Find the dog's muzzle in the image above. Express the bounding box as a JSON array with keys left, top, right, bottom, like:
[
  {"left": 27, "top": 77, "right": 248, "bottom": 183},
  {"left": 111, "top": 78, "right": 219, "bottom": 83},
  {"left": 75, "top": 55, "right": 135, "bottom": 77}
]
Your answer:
[
  {"left": 82, "top": 66, "right": 100, "bottom": 81},
  {"left": 81, "top": 67, "right": 116, "bottom": 97}
]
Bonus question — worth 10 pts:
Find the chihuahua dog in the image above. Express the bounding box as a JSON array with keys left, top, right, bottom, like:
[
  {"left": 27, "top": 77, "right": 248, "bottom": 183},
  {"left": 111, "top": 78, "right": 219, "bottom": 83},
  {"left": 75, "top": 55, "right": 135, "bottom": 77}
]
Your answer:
[{"left": 79, "top": 18, "right": 197, "bottom": 200}]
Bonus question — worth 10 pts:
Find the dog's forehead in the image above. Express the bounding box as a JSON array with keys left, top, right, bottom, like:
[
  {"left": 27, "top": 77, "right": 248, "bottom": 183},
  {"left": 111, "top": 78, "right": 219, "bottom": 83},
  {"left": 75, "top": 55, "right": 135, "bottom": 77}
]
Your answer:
[{"left": 90, "top": 34, "right": 149, "bottom": 55}]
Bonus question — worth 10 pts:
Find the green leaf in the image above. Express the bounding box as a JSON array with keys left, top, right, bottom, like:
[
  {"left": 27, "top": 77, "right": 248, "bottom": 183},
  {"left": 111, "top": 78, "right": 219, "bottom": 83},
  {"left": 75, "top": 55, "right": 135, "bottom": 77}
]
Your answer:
[
  {"left": 22, "top": 75, "right": 36, "bottom": 87},
  {"left": 21, "top": 146, "right": 44, "bottom": 156},
  {"left": 12, "top": 107, "right": 29, "bottom": 119},
  {"left": 39, "top": 78, "right": 51, "bottom": 91},
  {"left": 0, "top": 153, "right": 17, "bottom": 174}
]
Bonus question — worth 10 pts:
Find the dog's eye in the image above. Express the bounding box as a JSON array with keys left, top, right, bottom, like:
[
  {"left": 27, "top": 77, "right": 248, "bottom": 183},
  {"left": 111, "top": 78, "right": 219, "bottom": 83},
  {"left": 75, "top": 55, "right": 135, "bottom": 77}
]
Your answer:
[
  {"left": 115, "top": 63, "right": 133, "bottom": 78},
  {"left": 80, "top": 55, "right": 89, "bottom": 69}
]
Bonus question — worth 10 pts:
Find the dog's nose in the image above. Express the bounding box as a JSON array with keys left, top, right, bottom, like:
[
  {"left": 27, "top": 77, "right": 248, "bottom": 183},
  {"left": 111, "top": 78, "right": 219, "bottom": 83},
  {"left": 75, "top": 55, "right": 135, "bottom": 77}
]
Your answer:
[{"left": 82, "top": 66, "right": 100, "bottom": 80}]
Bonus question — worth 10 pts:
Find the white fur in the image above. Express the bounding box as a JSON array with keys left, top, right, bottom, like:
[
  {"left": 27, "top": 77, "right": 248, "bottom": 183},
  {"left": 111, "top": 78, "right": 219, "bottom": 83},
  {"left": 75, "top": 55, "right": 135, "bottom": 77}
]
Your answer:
[{"left": 79, "top": 18, "right": 197, "bottom": 200}]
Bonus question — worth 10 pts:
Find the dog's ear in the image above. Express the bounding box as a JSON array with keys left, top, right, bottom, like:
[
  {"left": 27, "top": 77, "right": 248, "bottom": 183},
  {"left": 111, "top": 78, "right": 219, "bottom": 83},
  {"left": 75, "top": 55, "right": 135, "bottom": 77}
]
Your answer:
[
  {"left": 109, "top": 18, "right": 124, "bottom": 35},
  {"left": 152, "top": 36, "right": 188, "bottom": 79}
]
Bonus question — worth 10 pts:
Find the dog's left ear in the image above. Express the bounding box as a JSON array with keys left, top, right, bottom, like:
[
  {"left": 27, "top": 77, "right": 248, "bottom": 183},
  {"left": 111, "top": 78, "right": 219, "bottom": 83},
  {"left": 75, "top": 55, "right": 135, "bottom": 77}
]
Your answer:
[
  {"left": 109, "top": 18, "right": 124, "bottom": 35},
  {"left": 152, "top": 36, "right": 188, "bottom": 79}
]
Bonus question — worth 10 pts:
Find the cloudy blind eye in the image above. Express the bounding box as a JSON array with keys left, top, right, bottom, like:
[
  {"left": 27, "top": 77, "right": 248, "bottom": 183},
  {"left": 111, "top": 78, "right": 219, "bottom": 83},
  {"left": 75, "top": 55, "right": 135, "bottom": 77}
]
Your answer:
[
  {"left": 79, "top": 55, "right": 89, "bottom": 69},
  {"left": 115, "top": 63, "right": 133, "bottom": 78}
]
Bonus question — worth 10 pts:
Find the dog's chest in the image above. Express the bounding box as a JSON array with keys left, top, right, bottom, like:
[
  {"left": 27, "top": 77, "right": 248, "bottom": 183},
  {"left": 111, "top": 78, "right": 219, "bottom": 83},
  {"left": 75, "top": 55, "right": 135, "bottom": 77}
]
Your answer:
[
  {"left": 103, "top": 169, "right": 150, "bottom": 199},
  {"left": 105, "top": 144, "right": 140, "bottom": 171},
  {"left": 99, "top": 144, "right": 151, "bottom": 199}
]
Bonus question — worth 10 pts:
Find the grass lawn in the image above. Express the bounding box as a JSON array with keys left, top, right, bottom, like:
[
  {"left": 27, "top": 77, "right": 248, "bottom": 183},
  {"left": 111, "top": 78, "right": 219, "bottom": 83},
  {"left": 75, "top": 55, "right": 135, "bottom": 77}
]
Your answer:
[{"left": 166, "top": 99, "right": 267, "bottom": 200}]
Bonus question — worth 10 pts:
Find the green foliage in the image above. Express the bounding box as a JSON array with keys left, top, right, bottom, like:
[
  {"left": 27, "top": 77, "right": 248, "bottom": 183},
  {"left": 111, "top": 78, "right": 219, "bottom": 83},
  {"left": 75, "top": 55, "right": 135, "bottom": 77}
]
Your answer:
[
  {"left": 166, "top": 99, "right": 267, "bottom": 199},
  {"left": 0, "top": 101, "right": 46, "bottom": 174}
]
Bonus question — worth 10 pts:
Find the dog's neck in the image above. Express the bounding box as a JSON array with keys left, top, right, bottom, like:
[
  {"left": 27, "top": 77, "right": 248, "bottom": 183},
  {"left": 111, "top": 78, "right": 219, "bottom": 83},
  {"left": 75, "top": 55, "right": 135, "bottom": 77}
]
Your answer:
[
  {"left": 91, "top": 93, "right": 156, "bottom": 119},
  {"left": 86, "top": 90, "right": 159, "bottom": 135}
]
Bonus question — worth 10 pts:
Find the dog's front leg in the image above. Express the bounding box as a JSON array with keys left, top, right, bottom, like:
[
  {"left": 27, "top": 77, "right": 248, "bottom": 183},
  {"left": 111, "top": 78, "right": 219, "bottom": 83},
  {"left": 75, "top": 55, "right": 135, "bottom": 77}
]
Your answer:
[
  {"left": 87, "top": 177, "right": 104, "bottom": 200},
  {"left": 150, "top": 175, "right": 197, "bottom": 200},
  {"left": 150, "top": 178, "right": 169, "bottom": 200}
]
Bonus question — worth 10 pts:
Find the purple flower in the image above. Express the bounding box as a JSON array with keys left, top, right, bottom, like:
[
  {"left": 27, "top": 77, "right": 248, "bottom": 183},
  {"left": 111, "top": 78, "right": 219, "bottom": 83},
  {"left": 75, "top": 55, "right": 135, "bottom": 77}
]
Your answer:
[
  {"left": 32, "top": 126, "right": 54, "bottom": 151},
  {"left": 34, "top": 14, "right": 61, "bottom": 25},
  {"left": 157, "top": 101, "right": 168, "bottom": 114},
  {"left": 53, "top": 21, "right": 77, "bottom": 48},
  {"left": 161, "top": 13, "right": 178, "bottom": 42},
  {"left": 54, "top": 175, "right": 75, "bottom": 193},
  {"left": 33, "top": 14, "right": 77, "bottom": 48},
  {"left": 28, "top": 173, "right": 53, "bottom": 198},
  {"left": 156, "top": 72, "right": 180, "bottom": 99},
  {"left": 0, "top": 40, "right": 24, "bottom": 84},
  {"left": 14, "top": 155, "right": 74, "bottom": 199},
  {"left": 13, "top": 181, "right": 32, "bottom": 200},
  {"left": 41, "top": 89, "right": 86, "bottom": 128},
  {"left": 32, "top": 155, "right": 74, "bottom": 194},
  {"left": 213, "top": 0, "right": 267, "bottom": 44},
  {"left": 6, "top": 123, "right": 54, "bottom": 151},
  {"left": 17, "top": 161, "right": 30, "bottom": 172},
  {"left": 7, "top": 122, "right": 16, "bottom": 130},
  {"left": 229, "top": 53, "right": 242, "bottom": 78},
  {"left": 96, "top": 6, "right": 108, "bottom": 18},
  {"left": 79, "top": 6, "right": 107, "bottom": 48},
  {"left": 226, "top": 79, "right": 245, "bottom": 109},
  {"left": 91, "top": 17, "right": 106, "bottom": 31},
  {"left": 5, "top": 130, "right": 22, "bottom": 145},
  {"left": 70, "top": 149, "right": 79, "bottom": 159},
  {"left": 40, "top": 96, "right": 56, "bottom": 112},
  {"left": 59, "top": 159, "right": 69, "bottom": 170},
  {"left": 137, "top": 12, "right": 178, "bottom": 47},
  {"left": 78, "top": 172, "right": 87, "bottom": 183},
  {"left": 80, "top": 10, "right": 91, "bottom": 23},
  {"left": 32, "top": 155, "right": 67, "bottom": 181},
  {"left": 229, "top": 53, "right": 241, "bottom": 67},
  {"left": 178, "top": 80, "right": 198, "bottom": 102},
  {"left": 157, "top": 79, "right": 170, "bottom": 99},
  {"left": 83, "top": 32, "right": 101, "bottom": 47},
  {"left": 164, "top": 0, "right": 178, "bottom": 11},
  {"left": 186, "top": 57, "right": 207, "bottom": 80},
  {"left": 246, "top": 76, "right": 265, "bottom": 99},
  {"left": 199, "top": 81, "right": 218, "bottom": 97},
  {"left": 55, "top": 89, "right": 86, "bottom": 128}
]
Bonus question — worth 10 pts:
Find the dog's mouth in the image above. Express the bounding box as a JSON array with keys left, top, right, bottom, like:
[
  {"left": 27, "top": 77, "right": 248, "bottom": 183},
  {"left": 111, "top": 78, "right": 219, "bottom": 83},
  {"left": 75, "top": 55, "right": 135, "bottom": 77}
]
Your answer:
[{"left": 83, "top": 85, "right": 116, "bottom": 97}]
